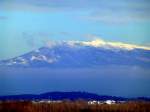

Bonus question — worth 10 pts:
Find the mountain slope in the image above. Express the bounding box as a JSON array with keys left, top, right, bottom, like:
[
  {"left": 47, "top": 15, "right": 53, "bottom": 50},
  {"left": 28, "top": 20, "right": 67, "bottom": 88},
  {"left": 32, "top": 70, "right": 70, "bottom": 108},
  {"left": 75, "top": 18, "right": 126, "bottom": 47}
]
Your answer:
[{"left": 0, "top": 40, "right": 150, "bottom": 68}]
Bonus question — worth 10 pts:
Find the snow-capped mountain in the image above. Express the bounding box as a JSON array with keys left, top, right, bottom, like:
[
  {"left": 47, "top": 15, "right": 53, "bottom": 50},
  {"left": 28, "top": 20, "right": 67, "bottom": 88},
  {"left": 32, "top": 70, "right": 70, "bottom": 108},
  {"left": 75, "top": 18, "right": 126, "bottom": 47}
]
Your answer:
[{"left": 0, "top": 39, "right": 150, "bottom": 68}]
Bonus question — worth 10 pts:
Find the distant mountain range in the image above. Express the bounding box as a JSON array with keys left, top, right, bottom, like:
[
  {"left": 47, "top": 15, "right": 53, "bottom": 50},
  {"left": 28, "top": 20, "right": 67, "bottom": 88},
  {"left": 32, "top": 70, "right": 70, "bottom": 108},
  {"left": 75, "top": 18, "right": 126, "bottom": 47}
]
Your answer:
[
  {"left": 0, "top": 40, "right": 150, "bottom": 99},
  {"left": 0, "top": 39, "right": 150, "bottom": 68},
  {"left": 0, "top": 92, "right": 150, "bottom": 101}
]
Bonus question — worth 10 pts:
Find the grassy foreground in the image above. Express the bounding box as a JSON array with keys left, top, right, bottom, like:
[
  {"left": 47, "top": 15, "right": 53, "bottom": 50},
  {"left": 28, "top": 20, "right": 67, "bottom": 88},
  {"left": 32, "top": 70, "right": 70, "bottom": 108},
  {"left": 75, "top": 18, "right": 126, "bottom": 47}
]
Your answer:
[{"left": 0, "top": 100, "right": 150, "bottom": 112}]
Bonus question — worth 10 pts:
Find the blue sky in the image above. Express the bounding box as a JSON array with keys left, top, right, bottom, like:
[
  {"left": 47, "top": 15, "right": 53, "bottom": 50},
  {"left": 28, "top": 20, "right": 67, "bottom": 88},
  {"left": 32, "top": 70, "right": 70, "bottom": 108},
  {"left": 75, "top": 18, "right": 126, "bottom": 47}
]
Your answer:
[{"left": 0, "top": 0, "right": 150, "bottom": 60}]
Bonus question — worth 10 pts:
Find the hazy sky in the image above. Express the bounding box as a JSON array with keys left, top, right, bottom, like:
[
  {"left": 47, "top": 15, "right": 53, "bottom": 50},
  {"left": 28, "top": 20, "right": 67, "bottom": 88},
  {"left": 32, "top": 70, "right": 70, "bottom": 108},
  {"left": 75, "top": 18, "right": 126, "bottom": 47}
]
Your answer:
[{"left": 0, "top": 0, "right": 150, "bottom": 59}]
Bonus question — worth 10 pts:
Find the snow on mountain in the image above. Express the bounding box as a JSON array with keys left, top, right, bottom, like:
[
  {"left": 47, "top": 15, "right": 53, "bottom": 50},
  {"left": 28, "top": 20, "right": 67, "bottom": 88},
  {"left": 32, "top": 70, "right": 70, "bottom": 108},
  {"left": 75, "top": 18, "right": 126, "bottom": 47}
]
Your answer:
[
  {"left": 0, "top": 39, "right": 150, "bottom": 68},
  {"left": 30, "top": 55, "right": 57, "bottom": 63},
  {"left": 80, "top": 39, "right": 150, "bottom": 50}
]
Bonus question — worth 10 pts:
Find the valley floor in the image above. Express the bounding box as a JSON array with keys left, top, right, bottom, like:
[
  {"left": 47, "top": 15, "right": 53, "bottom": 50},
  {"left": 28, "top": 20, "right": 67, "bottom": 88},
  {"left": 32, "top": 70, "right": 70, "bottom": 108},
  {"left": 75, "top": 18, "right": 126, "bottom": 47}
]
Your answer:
[{"left": 0, "top": 100, "right": 150, "bottom": 112}]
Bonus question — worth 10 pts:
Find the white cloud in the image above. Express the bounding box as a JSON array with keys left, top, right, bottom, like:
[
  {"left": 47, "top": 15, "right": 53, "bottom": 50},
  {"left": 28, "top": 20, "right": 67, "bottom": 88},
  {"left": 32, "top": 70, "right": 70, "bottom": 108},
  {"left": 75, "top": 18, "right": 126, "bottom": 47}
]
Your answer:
[
  {"left": 84, "top": 8, "right": 150, "bottom": 24},
  {"left": 81, "top": 39, "right": 150, "bottom": 50},
  {"left": 45, "top": 37, "right": 150, "bottom": 51}
]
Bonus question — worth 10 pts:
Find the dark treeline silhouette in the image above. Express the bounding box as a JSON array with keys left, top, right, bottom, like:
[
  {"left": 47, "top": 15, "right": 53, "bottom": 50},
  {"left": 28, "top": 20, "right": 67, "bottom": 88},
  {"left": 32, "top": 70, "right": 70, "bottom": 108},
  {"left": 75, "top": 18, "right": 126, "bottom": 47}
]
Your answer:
[
  {"left": 0, "top": 100, "right": 150, "bottom": 112},
  {"left": 1, "top": 92, "right": 150, "bottom": 101}
]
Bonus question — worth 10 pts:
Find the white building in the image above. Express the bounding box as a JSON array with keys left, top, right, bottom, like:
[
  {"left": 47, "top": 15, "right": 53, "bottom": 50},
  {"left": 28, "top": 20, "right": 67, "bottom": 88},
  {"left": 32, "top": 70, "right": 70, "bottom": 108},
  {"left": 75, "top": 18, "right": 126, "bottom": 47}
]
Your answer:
[{"left": 105, "top": 100, "right": 116, "bottom": 105}]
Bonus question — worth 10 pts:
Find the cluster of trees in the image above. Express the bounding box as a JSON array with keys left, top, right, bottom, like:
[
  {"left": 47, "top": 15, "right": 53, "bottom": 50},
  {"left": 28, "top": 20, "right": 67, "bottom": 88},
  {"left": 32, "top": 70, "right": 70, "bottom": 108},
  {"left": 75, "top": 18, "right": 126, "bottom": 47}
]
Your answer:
[{"left": 0, "top": 100, "right": 150, "bottom": 112}]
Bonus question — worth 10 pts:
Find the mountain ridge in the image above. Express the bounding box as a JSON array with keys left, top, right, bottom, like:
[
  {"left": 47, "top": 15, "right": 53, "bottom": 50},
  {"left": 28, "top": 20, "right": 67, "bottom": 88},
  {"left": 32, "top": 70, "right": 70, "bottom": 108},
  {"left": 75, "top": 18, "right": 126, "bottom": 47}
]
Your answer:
[
  {"left": 0, "top": 40, "right": 150, "bottom": 68},
  {"left": 0, "top": 91, "right": 150, "bottom": 101}
]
